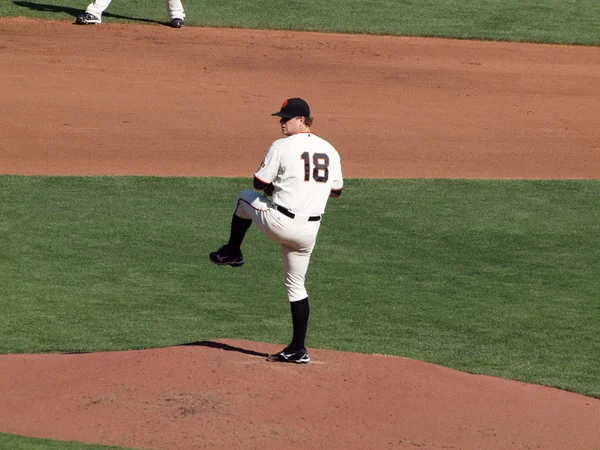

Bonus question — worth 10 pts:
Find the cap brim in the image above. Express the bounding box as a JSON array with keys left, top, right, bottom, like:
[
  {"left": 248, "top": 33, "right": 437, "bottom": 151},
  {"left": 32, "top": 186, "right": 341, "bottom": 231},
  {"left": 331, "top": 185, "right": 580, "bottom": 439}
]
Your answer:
[{"left": 271, "top": 111, "right": 295, "bottom": 118}]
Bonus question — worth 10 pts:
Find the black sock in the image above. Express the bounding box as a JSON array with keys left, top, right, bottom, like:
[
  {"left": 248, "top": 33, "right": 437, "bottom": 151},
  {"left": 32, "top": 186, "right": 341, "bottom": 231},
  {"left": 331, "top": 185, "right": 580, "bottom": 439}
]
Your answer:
[
  {"left": 227, "top": 214, "right": 252, "bottom": 251},
  {"left": 290, "top": 297, "right": 310, "bottom": 350}
]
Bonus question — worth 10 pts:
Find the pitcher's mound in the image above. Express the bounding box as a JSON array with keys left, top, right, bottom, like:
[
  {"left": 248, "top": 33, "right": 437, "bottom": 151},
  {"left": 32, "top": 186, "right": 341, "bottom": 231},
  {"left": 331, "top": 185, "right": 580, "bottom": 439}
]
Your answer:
[{"left": 1, "top": 339, "right": 599, "bottom": 449}]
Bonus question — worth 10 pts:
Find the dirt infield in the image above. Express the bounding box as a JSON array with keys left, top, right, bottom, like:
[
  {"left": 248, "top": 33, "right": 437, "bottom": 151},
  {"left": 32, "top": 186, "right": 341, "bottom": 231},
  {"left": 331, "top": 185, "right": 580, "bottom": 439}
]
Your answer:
[
  {"left": 2, "top": 18, "right": 600, "bottom": 179},
  {"left": 1, "top": 17, "right": 600, "bottom": 450}
]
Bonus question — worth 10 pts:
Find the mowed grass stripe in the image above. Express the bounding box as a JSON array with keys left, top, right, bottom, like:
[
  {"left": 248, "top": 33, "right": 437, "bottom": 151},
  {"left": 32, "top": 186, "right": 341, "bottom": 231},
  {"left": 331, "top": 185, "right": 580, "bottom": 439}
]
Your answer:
[
  {"left": 2, "top": 0, "right": 599, "bottom": 45},
  {"left": 1, "top": 176, "right": 599, "bottom": 398},
  {"left": 0, "top": 433, "right": 135, "bottom": 450}
]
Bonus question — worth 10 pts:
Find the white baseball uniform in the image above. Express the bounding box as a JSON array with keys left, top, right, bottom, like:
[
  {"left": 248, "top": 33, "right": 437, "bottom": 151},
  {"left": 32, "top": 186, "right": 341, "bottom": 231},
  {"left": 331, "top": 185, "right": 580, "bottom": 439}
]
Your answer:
[
  {"left": 85, "top": 0, "right": 185, "bottom": 21},
  {"left": 234, "top": 132, "right": 343, "bottom": 302}
]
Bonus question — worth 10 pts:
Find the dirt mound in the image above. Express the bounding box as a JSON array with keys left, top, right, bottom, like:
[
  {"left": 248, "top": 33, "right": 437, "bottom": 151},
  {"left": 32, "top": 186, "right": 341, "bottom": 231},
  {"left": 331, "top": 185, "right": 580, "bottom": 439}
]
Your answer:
[{"left": 1, "top": 340, "right": 599, "bottom": 449}]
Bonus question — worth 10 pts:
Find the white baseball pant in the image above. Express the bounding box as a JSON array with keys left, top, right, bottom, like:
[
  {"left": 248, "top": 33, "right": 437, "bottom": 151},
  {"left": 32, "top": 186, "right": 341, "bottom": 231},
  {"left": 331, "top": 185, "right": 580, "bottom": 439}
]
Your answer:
[{"left": 234, "top": 190, "right": 321, "bottom": 302}]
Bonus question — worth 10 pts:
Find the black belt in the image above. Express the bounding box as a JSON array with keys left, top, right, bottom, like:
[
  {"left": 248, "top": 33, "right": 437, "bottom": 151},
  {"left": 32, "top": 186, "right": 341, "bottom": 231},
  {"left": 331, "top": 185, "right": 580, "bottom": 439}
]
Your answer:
[{"left": 276, "top": 205, "right": 321, "bottom": 222}]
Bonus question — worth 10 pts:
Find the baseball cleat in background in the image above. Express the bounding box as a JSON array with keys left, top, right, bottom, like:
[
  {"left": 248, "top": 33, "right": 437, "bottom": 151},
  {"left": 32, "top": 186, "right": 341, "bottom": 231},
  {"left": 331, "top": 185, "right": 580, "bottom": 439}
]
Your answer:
[
  {"left": 75, "top": 13, "right": 101, "bottom": 24},
  {"left": 267, "top": 347, "right": 310, "bottom": 364},
  {"left": 209, "top": 245, "right": 244, "bottom": 267},
  {"left": 170, "top": 18, "right": 184, "bottom": 28}
]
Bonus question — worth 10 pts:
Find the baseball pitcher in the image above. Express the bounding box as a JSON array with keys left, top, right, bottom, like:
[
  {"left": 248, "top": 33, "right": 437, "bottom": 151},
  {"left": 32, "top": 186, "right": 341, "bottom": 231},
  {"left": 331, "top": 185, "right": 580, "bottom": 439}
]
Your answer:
[{"left": 210, "top": 97, "right": 343, "bottom": 364}]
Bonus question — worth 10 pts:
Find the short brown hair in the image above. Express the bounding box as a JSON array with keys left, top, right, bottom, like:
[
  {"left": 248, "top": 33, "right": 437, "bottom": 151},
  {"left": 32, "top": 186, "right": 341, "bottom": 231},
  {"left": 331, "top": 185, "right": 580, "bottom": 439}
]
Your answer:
[{"left": 304, "top": 116, "right": 314, "bottom": 127}]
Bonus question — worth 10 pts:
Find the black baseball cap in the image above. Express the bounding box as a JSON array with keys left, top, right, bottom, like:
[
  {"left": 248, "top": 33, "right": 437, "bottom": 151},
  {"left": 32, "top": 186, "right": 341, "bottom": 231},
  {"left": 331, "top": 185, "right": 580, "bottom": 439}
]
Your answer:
[{"left": 271, "top": 98, "right": 310, "bottom": 118}]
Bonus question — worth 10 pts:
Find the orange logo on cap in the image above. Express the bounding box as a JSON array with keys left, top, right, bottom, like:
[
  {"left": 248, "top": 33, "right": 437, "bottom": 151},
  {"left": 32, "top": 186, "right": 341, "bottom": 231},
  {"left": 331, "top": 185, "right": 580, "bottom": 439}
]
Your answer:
[{"left": 281, "top": 100, "right": 288, "bottom": 109}]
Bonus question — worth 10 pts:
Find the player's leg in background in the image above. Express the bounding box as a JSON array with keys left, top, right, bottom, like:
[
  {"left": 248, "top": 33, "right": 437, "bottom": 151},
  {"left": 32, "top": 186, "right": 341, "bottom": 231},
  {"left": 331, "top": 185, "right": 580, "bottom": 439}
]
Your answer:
[
  {"left": 166, "top": 0, "right": 185, "bottom": 24},
  {"left": 84, "top": 0, "right": 113, "bottom": 19}
]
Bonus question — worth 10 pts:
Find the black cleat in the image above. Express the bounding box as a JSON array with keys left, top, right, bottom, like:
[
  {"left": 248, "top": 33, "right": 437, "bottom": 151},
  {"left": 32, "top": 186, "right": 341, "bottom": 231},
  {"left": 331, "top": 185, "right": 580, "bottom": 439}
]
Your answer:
[
  {"left": 75, "top": 12, "right": 101, "bottom": 24},
  {"left": 170, "top": 18, "right": 184, "bottom": 28},
  {"left": 267, "top": 347, "right": 310, "bottom": 364},
  {"left": 209, "top": 245, "right": 244, "bottom": 267}
]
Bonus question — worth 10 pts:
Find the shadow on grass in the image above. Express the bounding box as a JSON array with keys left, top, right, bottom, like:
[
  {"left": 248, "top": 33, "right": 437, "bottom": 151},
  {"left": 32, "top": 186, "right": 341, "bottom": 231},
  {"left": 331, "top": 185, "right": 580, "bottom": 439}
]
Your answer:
[
  {"left": 184, "top": 340, "right": 269, "bottom": 358},
  {"left": 13, "top": 1, "right": 167, "bottom": 25}
]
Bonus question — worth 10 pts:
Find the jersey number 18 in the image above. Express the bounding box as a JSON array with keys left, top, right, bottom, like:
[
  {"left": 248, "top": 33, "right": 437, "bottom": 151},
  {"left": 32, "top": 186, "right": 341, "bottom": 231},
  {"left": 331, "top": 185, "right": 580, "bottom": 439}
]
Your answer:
[{"left": 301, "top": 152, "right": 329, "bottom": 183}]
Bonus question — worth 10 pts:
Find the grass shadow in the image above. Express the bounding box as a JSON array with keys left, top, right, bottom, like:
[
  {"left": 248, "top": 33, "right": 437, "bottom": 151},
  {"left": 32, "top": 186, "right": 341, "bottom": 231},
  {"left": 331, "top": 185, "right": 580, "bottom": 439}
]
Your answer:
[{"left": 13, "top": 1, "right": 167, "bottom": 25}]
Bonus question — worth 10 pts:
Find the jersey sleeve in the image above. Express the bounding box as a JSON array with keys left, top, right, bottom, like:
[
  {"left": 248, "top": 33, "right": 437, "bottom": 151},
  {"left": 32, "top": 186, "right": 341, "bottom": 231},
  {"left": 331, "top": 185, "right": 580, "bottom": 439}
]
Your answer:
[
  {"left": 330, "top": 153, "right": 344, "bottom": 191},
  {"left": 254, "top": 142, "right": 281, "bottom": 184}
]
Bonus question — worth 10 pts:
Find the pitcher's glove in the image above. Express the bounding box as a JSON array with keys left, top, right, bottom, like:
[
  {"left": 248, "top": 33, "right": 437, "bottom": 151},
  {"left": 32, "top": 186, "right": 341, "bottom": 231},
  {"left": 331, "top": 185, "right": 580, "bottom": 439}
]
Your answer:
[{"left": 264, "top": 183, "right": 274, "bottom": 197}]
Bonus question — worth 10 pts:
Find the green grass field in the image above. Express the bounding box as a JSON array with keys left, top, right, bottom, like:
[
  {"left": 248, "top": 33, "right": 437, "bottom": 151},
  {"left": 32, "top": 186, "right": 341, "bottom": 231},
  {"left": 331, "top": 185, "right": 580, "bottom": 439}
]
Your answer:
[
  {"left": 4, "top": 0, "right": 600, "bottom": 45},
  {"left": 2, "top": 176, "right": 599, "bottom": 399}
]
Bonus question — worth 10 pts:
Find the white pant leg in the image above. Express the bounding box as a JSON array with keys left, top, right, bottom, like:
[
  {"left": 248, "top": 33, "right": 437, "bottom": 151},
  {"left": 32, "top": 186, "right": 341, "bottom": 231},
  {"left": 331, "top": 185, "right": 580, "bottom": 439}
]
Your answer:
[
  {"left": 234, "top": 190, "right": 286, "bottom": 244},
  {"left": 234, "top": 190, "right": 320, "bottom": 302},
  {"left": 233, "top": 190, "right": 272, "bottom": 230},
  {"left": 281, "top": 244, "right": 314, "bottom": 302},
  {"left": 167, "top": 0, "right": 185, "bottom": 20},
  {"left": 86, "top": 0, "right": 113, "bottom": 17},
  {"left": 234, "top": 190, "right": 320, "bottom": 247}
]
